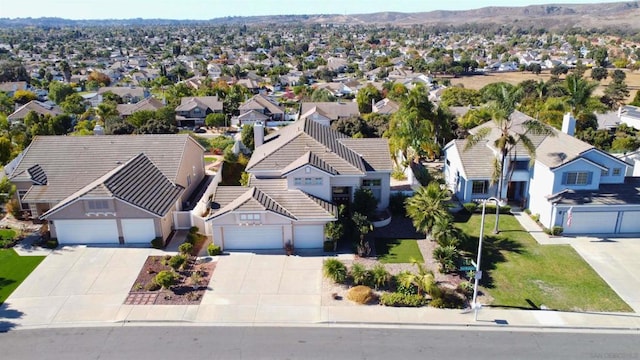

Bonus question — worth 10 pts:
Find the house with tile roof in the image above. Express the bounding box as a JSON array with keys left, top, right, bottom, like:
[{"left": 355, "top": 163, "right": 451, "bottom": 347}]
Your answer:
[
  {"left": 237, "top": 94, "right": 285, "bottom": 124},
  {"left": 7, "top": 100, "right": 63, "bottom": 123},
  {"left": 299, "top": 102, "right": 360, "bottom": 127},
  {"left": 4, "top": 134, "right": 206, "bottom": 245},
  {"left": 116, "top": 97, "right": 164, "bottom": 119},
  {"left": 206, "top": 118, "right": 393, "bottom": 250},
  {"left": 175, "top": 96, "right": 223, "bottom": 127},
  {"left": 443, "top": 111, "right": 638, "bottom": 235}
]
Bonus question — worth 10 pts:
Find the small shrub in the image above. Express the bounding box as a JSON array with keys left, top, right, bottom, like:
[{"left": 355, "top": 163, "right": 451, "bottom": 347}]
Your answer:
[
  {"left": 133, "top": 283, "right": 144, "bottom": 291},
  {"left": 45, "top": 238, "right": 58, "bottom": 249},
  {"left": 168, "top": 254, "right": 187, "bottom": 270},
  {"left": 185, "top": 232, "right": 197, "bottom": 244},
  {"left": 531, "top": 213, "right": 540, "bottom": 222},
  {"left": 394, "top": 271, "right": 418, "bottom": 295},
  {"left": 370, "top": 264, "right": 390, "bottom": 289},
  {"left": 380, "top": 292, "right": 427, "bottom": 307},
  {"left": 347, "top": 285, "right": 376, "bottom": 304},
  {"left": 154, "top": 270, "right": 177, "bottom": 289},
  {"left": 391, "top": 167, "right": 407, "bottom": 181},
  {"left": 146, "top": 282, "right": 161, "bottom": 291},
  {"left": 207, "top": 243, "right": 222, "bottom": 256},
  {"left": 551, "top": 226, "right": 564, "bottom": 236},
  {"left": 456, "top": 281, "right": 474, "bottom": 298},
  {"left": 543, "top": 227, "right": 552, "bottom": 235},
  {"left": 463, "top": 202, "right": 478, "bottom": 213},
  {"left": 350, "top": 263, "right": 370, "bottom": 286},
  {"left": 524, "top": 209, "right": 531, "bottom": 215},
  {"left": 189, "top": 226, "right": 199, "bottom": 234},
  {"left": 432, "top": 245, "right": 459, "bottom": 273},
  {"left": 430, "top": 288, "right": 465, "bottom": 309},
  {"left": 178, "top": 242, "right": 193, "bottom": 255},
  {"left": 150, "top": 237, "right": 164, "bottom": 249},
  {"left": 323, "top": 258, "right": 347, "bottom": 283},
  {"left": 6, "top": 199, "right": 21, "bottom": 218}
]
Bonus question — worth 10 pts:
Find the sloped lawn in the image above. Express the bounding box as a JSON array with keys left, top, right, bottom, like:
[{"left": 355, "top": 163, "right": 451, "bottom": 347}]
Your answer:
[
  {"left": 0, "top": 249, "right": 45, "bottom": 304},
  {"left": 374, "top": 238, "right": 424, "bottom": 264},
  {"left": 454, "top": 212, "right": 632, "bottom": 312}
]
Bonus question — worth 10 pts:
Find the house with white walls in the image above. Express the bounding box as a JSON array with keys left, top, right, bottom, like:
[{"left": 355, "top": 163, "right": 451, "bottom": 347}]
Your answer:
[
  {"left": 443, "top": 111, "right": 638, "bottom": 235},
  {"left": 205, "top": 119, "right": 393, "bottom": 250}
]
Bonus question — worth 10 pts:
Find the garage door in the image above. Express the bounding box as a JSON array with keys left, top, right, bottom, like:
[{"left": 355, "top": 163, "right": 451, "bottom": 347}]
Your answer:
[
  {"left": 294, "top": 225, "right": 324, "bottom": 249},
  {"left": 619, "top": 211, "right": 640, "bottom": 233},
  {"left": 222, "top": 226, "right": 283, "bottom": 250},
  {"left": 563, "top": 211, "right": 617, "bottom": 234},
  {"left": 121, "top": 219, "right": 156, "bottom": 244},
  {"left": 55, "top": 219, "right": 119, "bottom": 244}
]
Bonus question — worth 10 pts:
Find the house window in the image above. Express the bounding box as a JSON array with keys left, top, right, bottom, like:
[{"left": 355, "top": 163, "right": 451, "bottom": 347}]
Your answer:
[
  {"left": 239, "top": 213, "right": 261, "bottom": 222},
  {"left": 563, "top": 172, "right": 590, "bottom": 185},
  {"left": 513, "top": 160, "right": 529, "bottom": 171},
  {"left": 613, "top": 168, "right": 622, "bottom": 176},
  {"left": 601, "top": 168, "right": 608, "bottom": 176},
  {"left": 471, "top": 180, "right": 488, "bottom": 194},
  {"left": 193, "top": 108, "right": 201, "bottom": 114},
  {"left": 362, "top": 179, "right": 382, "bottom": 200},
  {"left": 295, "top": 177, "right": 322, "bottom": 185},
  {"left": 17, "top": 190, "right": 29, "bottom": 210},
  {"left": 88, "top": 199, "right": 109, "bottom": 210},
  {"left": 362, "top": 179, "right": 382, "bottom": 187}
]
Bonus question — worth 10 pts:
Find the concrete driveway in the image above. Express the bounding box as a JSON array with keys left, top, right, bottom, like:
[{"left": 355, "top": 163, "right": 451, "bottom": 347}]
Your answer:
[
  {"left": 2, "top": 246, "right": 161, "bottom": 327},
  {"left": 569, "top": 238, "right": 640, "bottom": 313},
  {"left": 196, "top": 253, "right": 324, "bottom": 323}
]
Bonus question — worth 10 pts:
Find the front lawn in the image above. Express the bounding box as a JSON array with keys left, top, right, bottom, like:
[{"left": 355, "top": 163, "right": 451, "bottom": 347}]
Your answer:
[
  {"left": 0, "top": 229, "right": 17, "bottom": 248},
  {"left": 454, "top": 213, "right": 632, "bottom": 312},
  {"left": 374, "top": 238, "right": 424, "bottom": 264},
  {"left": 0, "top": 249, "right": 45, "bottom": 304}
]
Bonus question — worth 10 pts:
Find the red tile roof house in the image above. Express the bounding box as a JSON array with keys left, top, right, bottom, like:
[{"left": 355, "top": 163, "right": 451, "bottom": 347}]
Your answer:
[
  {"left": 205, "top": 118, "right": 393, "bottom": 250},
  {"left": 4, "top": 134, "right": 206, "bottom": 245}
]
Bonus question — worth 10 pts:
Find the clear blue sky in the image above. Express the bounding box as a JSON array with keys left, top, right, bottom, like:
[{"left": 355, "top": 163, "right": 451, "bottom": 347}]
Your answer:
[{"left": 0, "top": 0, "right": 624, "bottom": 20}]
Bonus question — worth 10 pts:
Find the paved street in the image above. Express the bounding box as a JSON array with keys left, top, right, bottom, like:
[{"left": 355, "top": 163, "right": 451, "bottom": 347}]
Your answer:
[{"left": 0, "top": 326, "right": 639, "bottom": 360}]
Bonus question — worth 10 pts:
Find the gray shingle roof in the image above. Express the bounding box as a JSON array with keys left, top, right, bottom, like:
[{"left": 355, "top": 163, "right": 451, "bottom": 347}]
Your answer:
[
  {"left": 280, "top": 151, "right": 338, "bottom": 176},
  {"left": 42, "top": 153, "right": 184, "bottom": 217},
  {"left": 175, "top": 96, "right": 223, "bottom": 112},
  {"left": 10, "top": 134, "right": 199, "bottom": 204},
  {"left": 547, "top": 177, "right": 640, "bottom": 206},
  {"left": 208, "top": 186, "right": 295, "bottom": 220},
  {"left": 452, "top": 139, "right": 496, "bottom": 179},
  {"left": 300, "top": 102, "right": 359, "bottom": 120},
  {"left": 338, "top": 138, "right": 393, "bottom": 172},
  {"left": 7, "top": 100, "right": 63, "bottom": 121}
]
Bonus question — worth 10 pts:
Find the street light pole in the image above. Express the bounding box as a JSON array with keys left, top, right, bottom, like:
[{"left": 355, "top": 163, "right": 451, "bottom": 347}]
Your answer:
[{"left": 471, "top": 197, "right": 499, "bottom": 321}]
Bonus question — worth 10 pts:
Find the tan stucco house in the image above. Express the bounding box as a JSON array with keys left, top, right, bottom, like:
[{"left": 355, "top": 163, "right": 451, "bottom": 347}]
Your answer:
[
  {"left": 5, "top": 134, "right": 206, "bottom": 245},
  {"left": 206, "top": 118, "right": 392, "bottom": 250}
]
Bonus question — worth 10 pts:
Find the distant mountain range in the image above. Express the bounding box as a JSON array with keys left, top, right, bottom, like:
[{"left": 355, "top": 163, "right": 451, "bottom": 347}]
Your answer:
[{"left": 1, "top": 1, "right": 639, "bottom": 29}]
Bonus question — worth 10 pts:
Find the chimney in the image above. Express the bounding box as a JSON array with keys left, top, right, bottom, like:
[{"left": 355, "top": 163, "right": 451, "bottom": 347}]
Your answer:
[
  {"left": 93, "top": 123, "right": 105, "bottom": 135},
  {"left": 618, "top": 106, "right": 622, "bottom": 118},
  {"left": 254, "top": 121, "right": 264, "bottom": 148},
  {"left": 561, "top": 112, "right": 576, "bottom": 136}
]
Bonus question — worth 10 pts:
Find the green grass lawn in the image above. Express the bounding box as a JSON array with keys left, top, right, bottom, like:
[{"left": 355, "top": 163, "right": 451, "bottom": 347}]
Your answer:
[
  {"left": 454, "top": 213, "right": 632, "bottom": 312},
  {"left": 0, "top": 249, "right": 45, "bottom": 304},
  {"left": 0, "top": 229, "right": 17, "bottom": 248},
  {"left": 204, "top": 156, "right": 218, "bottom": 165},
  {"left": 374, "top": 238, "right": 424, "bottom": 264}
]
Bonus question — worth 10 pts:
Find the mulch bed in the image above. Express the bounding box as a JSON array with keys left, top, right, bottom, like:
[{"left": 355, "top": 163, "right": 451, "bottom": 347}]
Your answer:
[{"left": 125, "top": 255, "right": 215, "bottom": 305}]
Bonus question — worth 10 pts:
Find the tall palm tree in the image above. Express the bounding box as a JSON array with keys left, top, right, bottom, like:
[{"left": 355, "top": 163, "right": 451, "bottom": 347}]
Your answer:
[
  {"left": 564, "top": 73, "right": 599, "bottom": 117},
  {"left": 405, "top": 182, "right": 451, "bottom": 240},
  {"left": 465, "top": 85, "right": 554, "bottom": 233}
]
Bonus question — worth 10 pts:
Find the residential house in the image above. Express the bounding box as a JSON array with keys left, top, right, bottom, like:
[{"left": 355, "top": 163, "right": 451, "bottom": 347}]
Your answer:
[
  {"left": 299, "top": 102, "right": 360, "bottom": 127},
  {"left": 619, "top": 105, "right": 640, "bottom": 130},
  {"left": 175, "top": 96, "right": 224, "bottom": 127},
  {"left": 372, "top": 98, "right": 399, "bottom": 115},
  {"left": 0, "top": 81, "right": 29, "bottom": 96},
  {"left": 236, "top": 94, "right": 286, "bottom": 126},
  {"left": 443, "top": 111, "right": 636, "bottom": 235},
  {"left": 116, "top": 97, "right": 164, "bottom": 119},
  {"left": 205, "top": 119, "right": 392, "bottom": 250},
  {"left": 97, "top": 86, "right": 149, "bottom": 104},
  {"left": 7, "top": 100, "right": 63, "bottom": 123},
  {"left": 4, "top": 134, "right": 206, "bottom": 245}
]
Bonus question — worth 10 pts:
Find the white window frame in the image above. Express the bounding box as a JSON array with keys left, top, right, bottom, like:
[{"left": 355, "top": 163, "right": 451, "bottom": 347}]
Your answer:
[
  {"left": 471, "top": 180, "right": 488, "bottom": 195},
  {"left": 564, "top": 172, "right": 589, "bottom": 185}
]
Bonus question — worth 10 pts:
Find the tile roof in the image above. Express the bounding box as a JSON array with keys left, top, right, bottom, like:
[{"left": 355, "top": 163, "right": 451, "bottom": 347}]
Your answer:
[
  {"left": 280, "top": 151, "right": 338, "bottom": 176},
  {"left": 338, "top": 138, "right": 393, "bottom": 172},
  {"left": 7, "top": 100, "right": 63, "bottom": 121},
  {"left": 175, "top": 96, "right": 223, "bottom": 112},
  {"left": 247, "top": 118, "right": 367, "bottom": 175},
  {"left": 208, "top": 186, "right": 295, "bottom": 220},
  {"left": 452, "top": 139, "right": 496, "bottom": 179},
  {"left": 299, "top": 102, "right": 359, "bottom": 120},
  {"left": 116, "top": 97, "right": 164, "bottom": 116},
  {"left": 239, "top": 94, "right": 284, "bottom": 115},
  {"left": 42, "top": 153, "right": 184, "bottom": 217},
  {"left": 468, "top": 110, "right": 593, "bottom": 170},
  {"left": 10, "top": 134, "right": 199, "bottom": 204}
]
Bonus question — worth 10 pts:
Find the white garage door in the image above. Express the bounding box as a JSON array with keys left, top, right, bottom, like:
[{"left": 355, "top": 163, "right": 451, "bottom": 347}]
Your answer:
[
  {"left": 294, "top": 225, "right": 324, "bottom": 249},
  {"left": 55, "top": 219, "right": 119, "bottom": 244},
  {"left": 619, "top": 212, "right": 640, "bottom": 233},
  {"left": 121, "top": 219, "right": 156, "bottom": 244},
  {"left": 563, "top": 212, "right": 617, "bottom": 234},
  {"left": 223, "top": 226, "right": 283, "bottom": 250}
]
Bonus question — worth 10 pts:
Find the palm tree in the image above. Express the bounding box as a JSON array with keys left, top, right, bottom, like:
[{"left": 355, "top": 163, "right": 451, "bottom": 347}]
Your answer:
[
  {"left": 465, "top": 85, "right": 554, "bottom": 233},
  {"left": 564, "top": 73, "right": 599, "bottom": 117},
  {"left": 431, "top": 216, "right": 461, "bottom": 248},
  {"left": 396, "top": 260, "right": 440, "bottom": 298},
  {"left": 405, "top": 182, "right": 451, "bottom": 240}
]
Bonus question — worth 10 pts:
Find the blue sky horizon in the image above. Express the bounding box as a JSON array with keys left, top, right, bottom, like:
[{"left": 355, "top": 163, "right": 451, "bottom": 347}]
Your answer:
[{"left": 0, "top": 0, "right": 625, "bottom": 20}]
